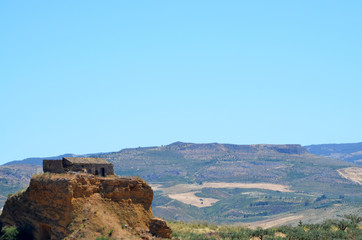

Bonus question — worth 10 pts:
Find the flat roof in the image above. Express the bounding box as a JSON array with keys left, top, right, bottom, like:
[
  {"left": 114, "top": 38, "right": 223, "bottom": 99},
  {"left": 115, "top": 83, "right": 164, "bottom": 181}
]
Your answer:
[{"left": 63, "top": 157, "right": 111, "bottom": 165}]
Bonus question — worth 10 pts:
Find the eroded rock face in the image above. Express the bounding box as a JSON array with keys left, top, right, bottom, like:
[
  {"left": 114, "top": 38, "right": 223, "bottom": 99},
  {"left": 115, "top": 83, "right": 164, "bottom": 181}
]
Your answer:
[
  {"left": 0, "top": 173, "right": 172, "bottom": 240},
  {"left": 150, "top": 218, "right": 173, "bottom": 239}
]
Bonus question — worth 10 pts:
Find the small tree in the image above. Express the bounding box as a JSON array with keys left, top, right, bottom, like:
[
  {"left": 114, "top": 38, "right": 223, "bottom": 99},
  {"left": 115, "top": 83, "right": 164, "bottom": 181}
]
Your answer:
[
  {"left": 336, "top": 219, "right": 350, "bottom": 231},
  {"left": 251, "top": 227, "right": 273, "bottom": 240},
  {"left": 344, "top": 214, "right": 361, "bottom": 225},
  {"left": 298, "top": 220, "right": 303, "bottom": 227}
]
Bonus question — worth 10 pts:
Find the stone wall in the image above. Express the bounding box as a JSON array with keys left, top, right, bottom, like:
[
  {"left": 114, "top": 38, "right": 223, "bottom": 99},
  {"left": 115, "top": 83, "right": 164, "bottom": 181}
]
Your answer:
[
  {"left": 43, "top": 159, "right": 114, "bottom": 176},
  {"left": 43, "top": 160, "right": 65, "bottom": 174},
  {"left": 63, "top": 160, "right": 114, "bottom": 176}
]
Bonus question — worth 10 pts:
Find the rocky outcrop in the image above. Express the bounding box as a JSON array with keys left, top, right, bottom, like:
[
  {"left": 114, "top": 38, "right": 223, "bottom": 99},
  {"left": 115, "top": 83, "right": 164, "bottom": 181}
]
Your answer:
[
  {"left": 149, "top": 218, "right": 173, "bottom": 239},
  {"left": 0, "top": 173, "right": 172, "bottom": 240}
]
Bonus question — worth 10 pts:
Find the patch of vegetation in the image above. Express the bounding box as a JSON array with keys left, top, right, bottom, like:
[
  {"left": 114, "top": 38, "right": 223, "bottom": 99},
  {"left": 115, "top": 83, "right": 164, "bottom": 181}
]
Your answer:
[
  {"left": 1, "top": 143, "right": 360, "bottom": 225},
  {"left": 168, "top": 215, "right": 362, "bottom": 240},
  {"left": 7, "top": 188, "right": 27, "bottom": 200},
  {"left": 107, "top": 228, "right": 114, "bottom": 237},
  {"left": 0, "top": 226, "right": 19, "bottom": 240},
  {"left": 154, "top": 183, "right": 362, "bottom": 224}
]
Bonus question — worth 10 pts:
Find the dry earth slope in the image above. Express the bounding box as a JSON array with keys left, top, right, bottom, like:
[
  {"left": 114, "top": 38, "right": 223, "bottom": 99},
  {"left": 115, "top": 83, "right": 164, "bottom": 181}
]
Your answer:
[{"left": 0, "top": 173, "right": 172, "bottom": 240}]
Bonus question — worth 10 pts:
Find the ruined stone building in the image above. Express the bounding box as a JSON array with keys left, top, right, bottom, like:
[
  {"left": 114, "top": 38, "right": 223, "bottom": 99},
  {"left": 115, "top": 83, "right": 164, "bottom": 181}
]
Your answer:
[{"left": 43, "top": 157, "right": 114, "bottom": 176}]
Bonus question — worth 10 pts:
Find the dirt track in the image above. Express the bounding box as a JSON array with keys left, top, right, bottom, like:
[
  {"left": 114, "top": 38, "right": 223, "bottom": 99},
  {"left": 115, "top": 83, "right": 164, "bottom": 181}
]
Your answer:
[{"left": 248, "top": 215, "right": 304, "bottom": 229}]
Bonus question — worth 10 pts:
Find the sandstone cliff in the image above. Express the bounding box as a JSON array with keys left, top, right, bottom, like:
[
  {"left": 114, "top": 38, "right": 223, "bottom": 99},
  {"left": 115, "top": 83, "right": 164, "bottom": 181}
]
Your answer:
[{"left": 0, "top": 173, "right": 172, "bottom": 240}]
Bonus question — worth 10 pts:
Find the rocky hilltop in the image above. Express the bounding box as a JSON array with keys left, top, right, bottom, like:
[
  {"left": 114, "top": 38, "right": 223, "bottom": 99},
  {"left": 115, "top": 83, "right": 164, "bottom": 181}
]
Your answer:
[{"left": 0, "top": 173, "right": 172, "bottom": 240}]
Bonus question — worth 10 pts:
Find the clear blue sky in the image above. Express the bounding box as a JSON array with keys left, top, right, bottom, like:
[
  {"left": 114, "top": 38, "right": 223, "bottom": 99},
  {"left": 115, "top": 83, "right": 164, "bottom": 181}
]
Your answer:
[{"left": 1, "top": 1, "right": 362, "bottom": 164}]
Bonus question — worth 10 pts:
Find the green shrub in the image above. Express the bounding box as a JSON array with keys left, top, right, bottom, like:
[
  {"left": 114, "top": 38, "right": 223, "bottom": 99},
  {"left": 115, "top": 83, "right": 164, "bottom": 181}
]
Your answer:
[
  {"left": 0, "top": 226, "right": 19, "bottom": 240},
  {"left": 168, "top": 215, "right": 362, "bottom": 240},
  {"left": 107, "top": 228, "right": 114, "bottom": 237}
]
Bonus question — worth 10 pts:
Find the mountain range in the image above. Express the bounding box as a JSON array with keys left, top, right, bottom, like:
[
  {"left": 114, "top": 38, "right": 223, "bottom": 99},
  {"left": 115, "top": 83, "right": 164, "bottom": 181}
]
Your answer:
[{"left": 305, "top": 142, "right": 362, "bottom": 164}]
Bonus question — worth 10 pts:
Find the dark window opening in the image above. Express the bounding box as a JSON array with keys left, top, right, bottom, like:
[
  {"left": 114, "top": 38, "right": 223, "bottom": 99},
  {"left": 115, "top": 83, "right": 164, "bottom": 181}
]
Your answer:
[
  {"left": 39, "top": 223, "right": 51, "bottom": 240},
  {"left": 100, "top": 168, "right": 105, "bottom": 177},
  {"left": 87, "top": 169, "right": 92, "bottom": 174},
  {"left": 95, "top": 169, "right": 98, "bottom": 175}
]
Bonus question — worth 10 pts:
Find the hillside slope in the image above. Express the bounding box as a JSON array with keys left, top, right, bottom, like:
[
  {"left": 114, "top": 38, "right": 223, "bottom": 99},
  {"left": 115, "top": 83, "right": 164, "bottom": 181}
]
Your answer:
[
  {"left": 1, "top": 142, "right": 361, "bottom": 224},
  {"left": 93, "top": 142, "right": 361, "bottom": 223},
  {"left": 4, "top": 154, "right": 81, "bottom": 166},
  {"left": 96, "top": 142, "right": 353, "bottom": 190},
  {"left": 305, "top": 142, "right": 362, "bottom": 164},
  {"left": 0, "top": 164, "right": 42, "bottom": 207}
]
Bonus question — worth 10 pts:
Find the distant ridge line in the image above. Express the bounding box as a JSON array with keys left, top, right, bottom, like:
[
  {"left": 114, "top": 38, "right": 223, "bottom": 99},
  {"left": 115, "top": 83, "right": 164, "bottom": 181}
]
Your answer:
[{"left": 4, "top": 141, "right": 362, "bottom": 166}]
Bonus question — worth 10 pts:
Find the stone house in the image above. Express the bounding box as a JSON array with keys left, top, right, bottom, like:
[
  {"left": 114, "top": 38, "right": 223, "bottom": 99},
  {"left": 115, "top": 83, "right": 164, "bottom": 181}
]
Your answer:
[{"left": 43, "top": 157, "right": 114, "bottom": 176}]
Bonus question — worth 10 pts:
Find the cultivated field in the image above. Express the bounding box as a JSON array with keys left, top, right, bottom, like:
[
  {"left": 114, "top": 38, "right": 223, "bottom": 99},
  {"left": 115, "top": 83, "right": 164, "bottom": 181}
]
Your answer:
[
  {"left": 201, "top": 182, "right": 292, "bottom": 192},
  {"left": 337, "top": 167, "right": 362, "bottom": 185},
  {"left": 155, "top": 182, "right": 293, "bottom": 207},
  {"left": 168, "top": 191, "right": 219, "bottom": 207}
]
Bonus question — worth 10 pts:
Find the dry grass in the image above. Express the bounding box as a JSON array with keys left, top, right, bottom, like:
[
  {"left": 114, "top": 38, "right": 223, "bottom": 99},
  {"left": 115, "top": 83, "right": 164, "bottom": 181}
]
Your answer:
[
  {"left": 337, "top": 167, "right": 362, "bottom": 185},
  {"left": 248, "top": 215, "right": 304, "bottom": 229},
  {"left": 33, "top": 172, "right": 122, "bottom": 181},
  {"left": 168, "top": 221, "right": 219, "bottom": 235},
  {"left": 65, "top": 193, "right": 149, "bottom": 240}
]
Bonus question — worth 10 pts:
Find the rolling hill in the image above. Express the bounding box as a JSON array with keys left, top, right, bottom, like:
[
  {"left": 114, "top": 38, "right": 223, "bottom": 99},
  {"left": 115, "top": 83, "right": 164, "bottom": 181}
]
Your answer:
[
  {"left": 305, "top": 142, "right": 362, "bottom": 164},
  {"left": 1, "top": 142, "right": 361, "bottom": 225}
]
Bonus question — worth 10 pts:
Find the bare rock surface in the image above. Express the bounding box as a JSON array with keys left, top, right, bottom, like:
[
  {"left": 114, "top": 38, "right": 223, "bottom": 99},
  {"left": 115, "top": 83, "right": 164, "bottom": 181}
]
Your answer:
[
  {"left": 0, "top": 173, "right": 172, "bottom": 240},
  {"left": 150, "top": 218, "right": 173, "bottom": 239}
]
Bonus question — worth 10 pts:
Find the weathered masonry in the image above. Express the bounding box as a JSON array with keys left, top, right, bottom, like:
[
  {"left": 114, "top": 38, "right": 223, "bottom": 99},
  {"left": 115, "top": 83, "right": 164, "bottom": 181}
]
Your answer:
[{"left": 43, "top": 157, "right": 114, "bottom": 177}]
